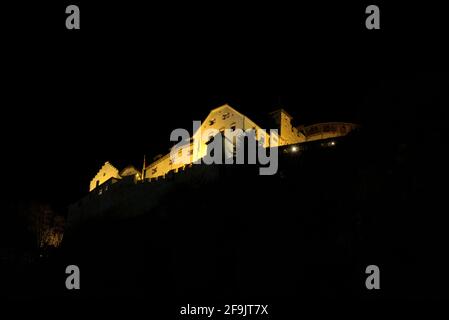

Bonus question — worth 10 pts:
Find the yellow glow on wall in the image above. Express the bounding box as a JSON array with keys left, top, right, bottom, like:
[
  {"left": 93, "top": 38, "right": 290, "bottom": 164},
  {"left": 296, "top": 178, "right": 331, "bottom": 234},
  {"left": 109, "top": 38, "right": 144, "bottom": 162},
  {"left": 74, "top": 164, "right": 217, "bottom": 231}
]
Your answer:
[
  {"left": 89, "top": 162, "right": 121, "bottom": 192},
  {"left": 143, "top": 104, "right": 276, "bottom": 180}
]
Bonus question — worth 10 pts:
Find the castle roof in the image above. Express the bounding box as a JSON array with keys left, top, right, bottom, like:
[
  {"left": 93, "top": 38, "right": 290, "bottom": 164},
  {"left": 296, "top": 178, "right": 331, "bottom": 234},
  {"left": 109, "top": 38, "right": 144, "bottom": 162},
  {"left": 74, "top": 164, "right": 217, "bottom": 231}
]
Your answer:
[{"left": 108, "top": 159, "right": 142, "bottom": 173}]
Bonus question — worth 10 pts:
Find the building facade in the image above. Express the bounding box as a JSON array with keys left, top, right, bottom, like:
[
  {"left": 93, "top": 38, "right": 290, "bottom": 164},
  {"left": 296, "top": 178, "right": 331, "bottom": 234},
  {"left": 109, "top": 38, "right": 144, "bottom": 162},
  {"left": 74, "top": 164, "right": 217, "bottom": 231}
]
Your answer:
[
  {"left": 89, "top": 161, "right": 141, "bottom": 192},
  {"left": 89, "top": 104, "right": 359, "bottom": 191}
]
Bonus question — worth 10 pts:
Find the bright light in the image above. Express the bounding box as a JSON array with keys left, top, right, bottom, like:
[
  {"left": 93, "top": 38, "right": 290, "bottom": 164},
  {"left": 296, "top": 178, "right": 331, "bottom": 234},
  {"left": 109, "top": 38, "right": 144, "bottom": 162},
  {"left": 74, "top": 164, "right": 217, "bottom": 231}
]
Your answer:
[
  {"left": 291, "top": 146, "right": 298, "bottom": 152},
  {"left": 330, "top": 141, "right": 335, "bottom": 146}
]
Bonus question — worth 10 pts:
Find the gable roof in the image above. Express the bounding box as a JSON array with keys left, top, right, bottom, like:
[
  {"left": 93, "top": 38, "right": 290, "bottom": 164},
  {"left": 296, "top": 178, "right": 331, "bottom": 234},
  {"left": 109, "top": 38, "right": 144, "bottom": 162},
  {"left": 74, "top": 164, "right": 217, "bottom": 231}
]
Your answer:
[
  {"left": 108, "top": 159, "right": 143, "bottom": 173},
  {"left": 119, "top": 165, "right": 140, "bottom": 177}
]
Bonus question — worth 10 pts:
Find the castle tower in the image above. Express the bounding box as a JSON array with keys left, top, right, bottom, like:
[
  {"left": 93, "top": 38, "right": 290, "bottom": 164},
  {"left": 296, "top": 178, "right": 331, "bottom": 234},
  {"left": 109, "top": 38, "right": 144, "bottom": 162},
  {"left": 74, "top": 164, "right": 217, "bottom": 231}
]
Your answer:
[{"left": 269, "top": 109, "right": 306, "bottom": 146}]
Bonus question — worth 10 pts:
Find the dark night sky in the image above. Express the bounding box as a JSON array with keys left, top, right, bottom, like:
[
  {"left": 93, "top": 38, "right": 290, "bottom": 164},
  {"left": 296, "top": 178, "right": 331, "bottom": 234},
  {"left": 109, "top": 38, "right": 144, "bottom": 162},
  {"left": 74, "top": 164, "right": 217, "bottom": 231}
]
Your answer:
[
  {"left": 2, "top": 1, "right": 448, "bottom": 212},
  {"left": 2, "top": 3, "right": 449, "bottom": 308}
]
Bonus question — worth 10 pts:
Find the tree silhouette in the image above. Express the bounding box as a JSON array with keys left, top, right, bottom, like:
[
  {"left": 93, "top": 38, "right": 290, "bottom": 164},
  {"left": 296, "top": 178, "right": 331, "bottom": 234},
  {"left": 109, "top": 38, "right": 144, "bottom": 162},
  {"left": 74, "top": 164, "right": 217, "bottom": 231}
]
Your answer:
[{"left": 28, "top": 203, "right": 65, "bottom": 249}]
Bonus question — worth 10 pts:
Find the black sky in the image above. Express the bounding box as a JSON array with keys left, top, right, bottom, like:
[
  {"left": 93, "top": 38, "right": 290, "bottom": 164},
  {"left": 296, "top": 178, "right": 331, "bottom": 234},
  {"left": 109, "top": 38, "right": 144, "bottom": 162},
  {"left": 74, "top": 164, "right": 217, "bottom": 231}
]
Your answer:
[{"left": 2, "top": 1, "right": 448, "bottom": 211}]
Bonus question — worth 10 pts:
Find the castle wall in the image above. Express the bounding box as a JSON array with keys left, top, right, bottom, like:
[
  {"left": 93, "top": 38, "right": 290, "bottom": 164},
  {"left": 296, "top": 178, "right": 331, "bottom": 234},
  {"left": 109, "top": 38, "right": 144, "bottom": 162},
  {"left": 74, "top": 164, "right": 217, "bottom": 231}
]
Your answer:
[
  {"left": 273, "top": 110, "right": 306, "bottom": 146},
  {"left": 144, "top": 104, "right": 274, "bottom": 179},
  {"left": 303, "top": 123, "right": 359, "bottom": 142},
  {"left": 68, "top": 164, "right": 222, "bottom": 230}
]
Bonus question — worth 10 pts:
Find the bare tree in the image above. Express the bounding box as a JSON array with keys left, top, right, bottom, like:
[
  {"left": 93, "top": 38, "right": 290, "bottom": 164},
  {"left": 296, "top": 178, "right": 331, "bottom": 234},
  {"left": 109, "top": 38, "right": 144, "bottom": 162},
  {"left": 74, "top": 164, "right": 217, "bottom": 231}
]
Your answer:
[{"left": 28, "top": 203, "right": 65, "bottom": 249}]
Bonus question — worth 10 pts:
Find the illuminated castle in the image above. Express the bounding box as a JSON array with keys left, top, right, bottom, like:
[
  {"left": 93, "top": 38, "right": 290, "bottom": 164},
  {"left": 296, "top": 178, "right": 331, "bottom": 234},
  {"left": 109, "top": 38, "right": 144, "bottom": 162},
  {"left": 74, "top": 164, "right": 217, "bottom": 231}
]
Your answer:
[{"left": 89, "top": 104, "right": 358, "bottom": 193}]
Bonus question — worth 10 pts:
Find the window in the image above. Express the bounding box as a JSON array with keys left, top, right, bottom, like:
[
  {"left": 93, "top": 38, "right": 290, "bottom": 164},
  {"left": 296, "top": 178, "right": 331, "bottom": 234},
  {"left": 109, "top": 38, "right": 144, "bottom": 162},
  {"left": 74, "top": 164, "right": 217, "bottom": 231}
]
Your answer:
[
  {"left": 103, "top": 172, "right": 106, "bottom": 176},
  {"left": 96, "top": 180, "right": 99, "bottom": 188},
  {"left": 208, "top": 118, "right": 216, "bottom": 126},
  {"left": 222, "top": 112, "right": 230, "bottom": 120},
  {"left": 151, "top": 167, "right": 157, "bottom": 174}
]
